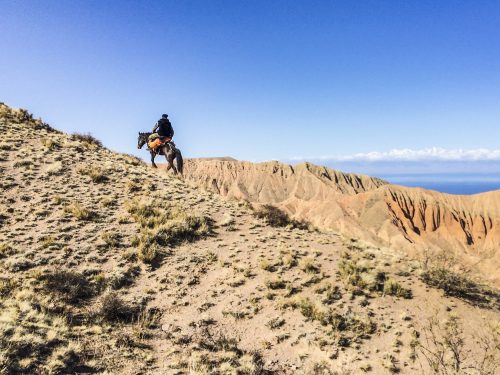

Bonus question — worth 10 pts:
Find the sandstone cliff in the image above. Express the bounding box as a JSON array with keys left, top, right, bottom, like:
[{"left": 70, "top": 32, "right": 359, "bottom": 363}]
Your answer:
[{"left": 184, "top": 159, "right": 500, "bottom": 285}]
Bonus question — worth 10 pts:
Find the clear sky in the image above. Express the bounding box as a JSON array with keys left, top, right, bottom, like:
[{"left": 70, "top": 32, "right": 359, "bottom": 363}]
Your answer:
[{"left": 1, "top": 0, "right": 499, "bottom": 169}]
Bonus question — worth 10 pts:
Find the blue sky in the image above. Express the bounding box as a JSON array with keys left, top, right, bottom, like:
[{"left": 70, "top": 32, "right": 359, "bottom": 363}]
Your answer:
[{"left": 1, "top": 0, "right": 499, "bottom": 172}]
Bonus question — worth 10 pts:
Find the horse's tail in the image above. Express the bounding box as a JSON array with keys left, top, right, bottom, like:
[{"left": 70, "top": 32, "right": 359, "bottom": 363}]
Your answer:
[{"left": 175, "top": 149, "right": 184, "bottom": 176}]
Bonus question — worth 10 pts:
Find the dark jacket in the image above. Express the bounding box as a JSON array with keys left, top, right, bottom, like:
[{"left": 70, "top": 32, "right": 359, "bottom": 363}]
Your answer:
[{"left": 153, "top": 118, "right": 174, "bottom": 138}]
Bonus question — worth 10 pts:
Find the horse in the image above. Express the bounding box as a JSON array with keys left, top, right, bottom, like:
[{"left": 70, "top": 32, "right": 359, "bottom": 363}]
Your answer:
[{"left": 137, "top": 132, "right": 183, "bottom": 175}]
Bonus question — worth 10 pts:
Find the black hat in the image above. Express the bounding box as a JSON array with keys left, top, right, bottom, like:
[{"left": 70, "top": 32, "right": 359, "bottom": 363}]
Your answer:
[{"left": 162, "top": 114, "right": 168, "bottom": 118}]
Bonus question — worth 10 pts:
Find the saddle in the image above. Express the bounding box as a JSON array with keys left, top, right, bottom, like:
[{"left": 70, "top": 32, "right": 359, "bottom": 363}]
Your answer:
[{"left": 148, "top": 136, "right": 174, "bottom": 155}]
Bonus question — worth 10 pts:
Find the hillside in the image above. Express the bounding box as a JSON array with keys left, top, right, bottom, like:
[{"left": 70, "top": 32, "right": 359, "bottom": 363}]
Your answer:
[
  {"left": 184, "top": 159, "right": 500, "bottom": 286},
  {"left": 0, "top": 104, "right": 499, "bottom": 374}
]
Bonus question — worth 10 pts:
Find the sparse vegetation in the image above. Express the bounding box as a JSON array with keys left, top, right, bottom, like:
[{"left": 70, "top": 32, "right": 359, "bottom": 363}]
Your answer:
[
  {"left": 381, "top": 353, "right": 400, "bottom": 373},
  {"left": 13, "top": 160, "right": 32, "bottom": 168},
  {"left": 126, "top": 198, "right": 212, "bottom": 263},
  {"left": 265, "top": 278, "right": 287, "bottom": 290},
  {"left": 282, "top": 297, "right": 376, "bottom": 343},
  {"left": 0, "top": 242, "right": 16, "bottom": 258},
  {"left": 77, "top": 164, "right": 108, "bottom": 182},
  {"left": 71, "top": 132, "right": 103, "bottom": 148},
  {"left": 95, "top": 292, "right": 135, "bottom": 322},
  {"left": 0, "top": 102, "right": 497, "bottom": 374},
  {"left": 383, "top": 279, "right": 413, "bottom": 299},
  {"left": 186, "top": 327, "right": 267, "bottom": 374},
  {"left": 253, "top": 204, "right": 308, "bottom": 229},
  {"left": 421, "top": 267, "right": 499, "bottom": 309},
  {"left": 415, "top": 314, "right": 499, "bottom": 374},
  {"left": 300, "top": 257, "right": 320, "bottom": 274},
  {"left": 38, "top": 270, "right": 93, "bottom": 304},
  {"left": 41, "top": 137, "right": 58, "bottom": 150},
  {"left": 64, "top": 201, "right": 96, "bottom": 221},
  {"left": 101, "top": 231, "right": 120, "bottom": 248}
]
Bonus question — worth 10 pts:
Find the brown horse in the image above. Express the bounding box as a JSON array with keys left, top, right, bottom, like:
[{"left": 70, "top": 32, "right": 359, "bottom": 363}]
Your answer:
[{"left": 137, "top": 132, "right": 183, "bottom": 175}]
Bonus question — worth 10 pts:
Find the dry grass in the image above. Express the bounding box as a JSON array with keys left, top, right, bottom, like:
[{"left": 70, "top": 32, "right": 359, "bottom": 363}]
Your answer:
[
  {"left": 38, "top": 270, "right": 93, "bottom": 304},
  {"left": 41, "top": 137, "right": 58, "bottom": 150},
  {"left": 63, "top": 201, "right": 95, "bottom": 221},
  {"left": 0, "top": 290, "right": 80, "bottom": 373},
  {"left": 101, "top": 231, "right": 120, "bottom": 248},
  {"left": 77, "top": 164, "right": 108, "bottom": 183},
  {"left": 95, "top": 292, "right": 135, "bottom": 323},
  {"left": 126, "top": 198, "right": 212, "bottom": 263},
  {"left": 0, "top": 242, "right": 17, "bottom": 259},
  {"left": 300, "top": 257, "right": 320, "bottom": 274},
  {"left": 71, "top": 132, "right": 103, "bottom": 148},
  {"left": 383, "top": 279, "right": 412, "bottom": 299},
  {"left": 282, "top": 297, "right": 376, "bottom": 344}
]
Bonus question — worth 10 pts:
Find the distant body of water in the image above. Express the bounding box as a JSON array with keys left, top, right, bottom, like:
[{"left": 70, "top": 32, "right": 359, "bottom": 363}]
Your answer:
[{"left": 377, "top": 173, "right": 500, "bottom": 195}]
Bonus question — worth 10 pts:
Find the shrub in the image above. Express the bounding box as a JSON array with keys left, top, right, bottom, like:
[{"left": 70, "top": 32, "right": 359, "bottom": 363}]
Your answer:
[
  {"left": 77, "top": 164, "right": 108, "bottom": 183},
  {"left": 253, "top": 204, "right": 308, "bottom": 229},
  {"left": 315, "top": 283, "right": 342, "bottom": 304},
  {"left": 44, "top": 161, "right": 64, "bottom": 176},
  {"left": 0, "top": 242, "right": 16, "bottom": 259},
  {"left": 71, "top": 132, "right": 103, "bottom": 148},
  {"left": 95, "top": 292, "right": 135, "bottom": 322},
  {"left": 13, "top": 160, "right": 32, "bottom": 168},
  {"left": 64, "top": 202, "right": 95, "bottom": 221},
  {"left": 282, "top": 252, "right": 298, "bottom": 268},
  {"left": 266, "top": 317, "right": 285, "bottom": 330},
  {"left": 39, "top": 270, "right": 93, "bottom": 304},
  {"left": 421, "top": 267, "right": 499, "bottom": 309},
  {"left": 265, "top": 278, "right": 286, "bottom": 290},
  {"left": 259, "top": 260, "right": 275, "bottom": 272},
  {"left": 0, "top": 277, "right": 17, "bottom": 298},
  {"left": 41, "top": 138, "right": 58, "bottom": 150},
  {"left": 415, "top": 315, "right": 499, "bottom": 374},
  {"left": 383, "top": 279, "right": 412, "bottom": 299},
  {"left": 338, "top": 259, "right": 368, "bottom": 290},
  {"left": 137, "top": 241, "right": 159, "bottom": 264},
  {"left": 300, "top": 257, "right": 320, "bottom": 274},
  {"left": 101, "top": 231, "right": 120, "bottom": 248}
]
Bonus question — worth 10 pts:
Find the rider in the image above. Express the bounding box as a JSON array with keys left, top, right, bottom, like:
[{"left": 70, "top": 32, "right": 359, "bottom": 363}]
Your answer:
[{"left": 152, "top": 114, "right": 174, "bottom": 142}]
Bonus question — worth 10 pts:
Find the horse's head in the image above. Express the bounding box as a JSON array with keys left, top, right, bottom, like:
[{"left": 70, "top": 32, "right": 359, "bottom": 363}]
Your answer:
[{"left": 137, "top": 132, "right": 148, "bottom": 149}]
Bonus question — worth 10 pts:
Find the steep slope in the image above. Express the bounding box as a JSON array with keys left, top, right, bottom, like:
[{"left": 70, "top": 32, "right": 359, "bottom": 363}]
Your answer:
[
  {"left": 1, "top": 104, "right": 499, "bottom": 374},
  {"left": 184, "top": 159, "right": 500, "bottom": 285}
]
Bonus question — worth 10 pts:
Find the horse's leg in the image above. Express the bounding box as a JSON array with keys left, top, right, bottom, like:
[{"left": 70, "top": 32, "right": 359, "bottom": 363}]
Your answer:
[
  {"left": 165, "top": 149, "right": 177, "bottom": 174},
  {"left": 175, "top": 149, "right": 183, "bottom": 176},
  {"left": 151, "top": 150, "right": 158, "bottom": 168}
]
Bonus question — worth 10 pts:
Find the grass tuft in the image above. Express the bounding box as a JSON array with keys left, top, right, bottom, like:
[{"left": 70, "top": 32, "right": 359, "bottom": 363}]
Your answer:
[
  {"left": 71, "top": 132, "right": 103, "bottom": 148},
  {"left": 39, "top": 270, "right": 93, "bottom": 304}
]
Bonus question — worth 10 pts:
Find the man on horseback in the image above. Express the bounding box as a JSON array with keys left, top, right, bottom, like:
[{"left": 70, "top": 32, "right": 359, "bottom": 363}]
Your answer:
[
  {"left": 149, "top": 114, "right": 174, "bottom": 150},
  {"left": 137, "top": 113, "right": 183, "bottom": 174}
]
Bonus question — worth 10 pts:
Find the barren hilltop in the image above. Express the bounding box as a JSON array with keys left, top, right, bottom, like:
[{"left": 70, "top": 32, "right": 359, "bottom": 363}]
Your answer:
[{"left": 1, "top": 104, "right": 499, "bottom": 374}]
